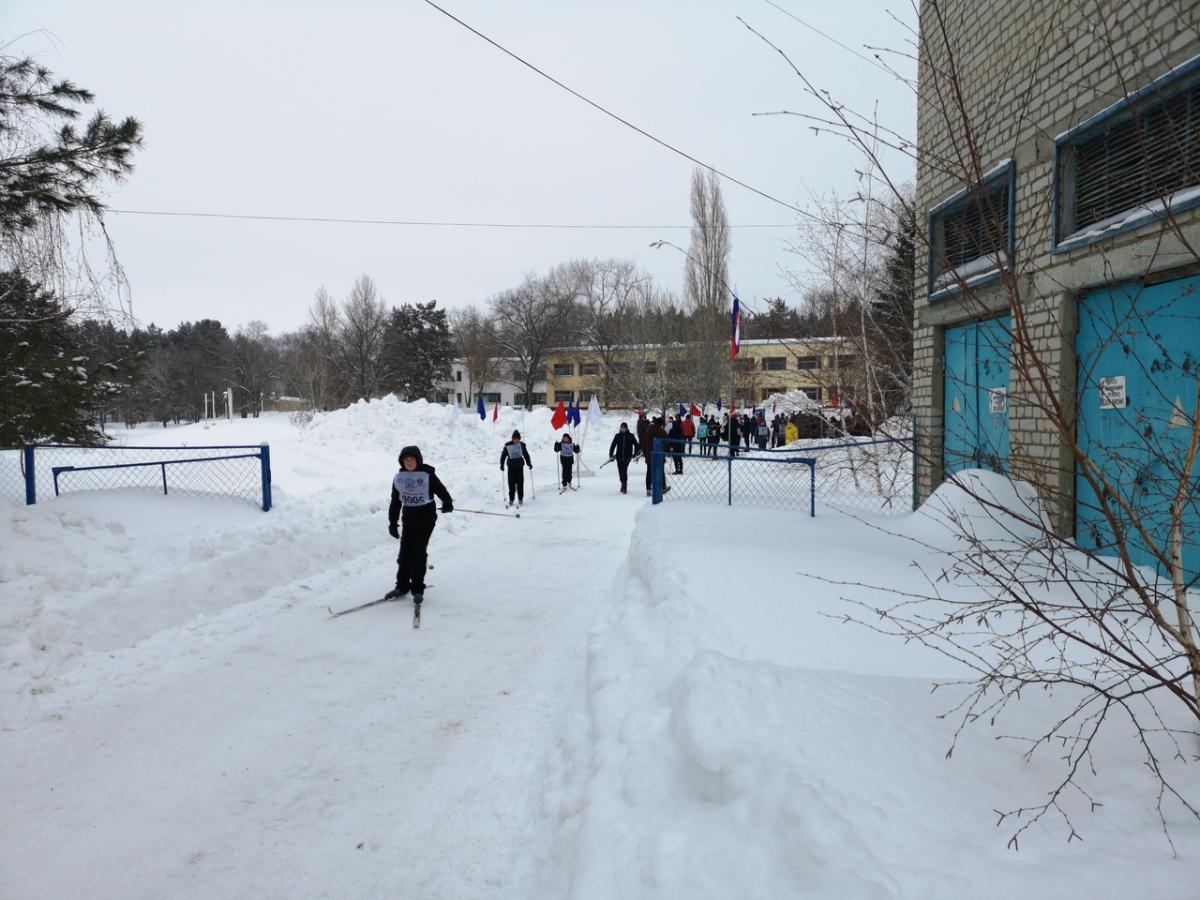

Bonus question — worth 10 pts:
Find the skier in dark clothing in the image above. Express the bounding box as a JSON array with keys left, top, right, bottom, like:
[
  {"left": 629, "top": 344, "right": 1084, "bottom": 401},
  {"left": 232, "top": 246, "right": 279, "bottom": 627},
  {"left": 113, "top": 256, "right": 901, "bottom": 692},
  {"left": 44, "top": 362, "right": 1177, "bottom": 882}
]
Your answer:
[
  {"left": 742, "top": 413, "right": 753, "bottom": 449},
  {"left": 707, "top": 416, "right": 720, "bottom": 455},
  {"left": 607, "top": 421, "right": 640, "bottom": 494},
  {"left": 387, "top": 445, "right": 452, "bottom": 604},
  {"left": 756, "top": 416, "right": 770, "bottom": 450},
  {"left": 500, "top": 429, "right": 533, "bottom": 508},
  {"left": 554, "top": 434, "right": 580, "bottom": 491},
  {"left": 643, "top": 416, "right": 670, "bottom": 496},
  {"left": 727, "top": 414, "right": 740, "bottom": 457},
  {"left": 635, "top": 411, "right": 648, "bottom": 453}
]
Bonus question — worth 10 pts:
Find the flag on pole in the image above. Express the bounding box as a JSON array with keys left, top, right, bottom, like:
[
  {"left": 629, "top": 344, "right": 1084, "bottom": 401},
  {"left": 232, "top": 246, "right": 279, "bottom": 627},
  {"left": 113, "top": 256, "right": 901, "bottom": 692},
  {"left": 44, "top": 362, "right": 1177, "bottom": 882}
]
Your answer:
[
  {"left": 587, "top": 394, "right": 603, "bottom": 430},
  {"left": 690, "top": 403, "right": 702, "bottom": 416},
  {"left": 772, "top": 400, "right": 777, "bottom": 414},
  {"left": 476, "top": 395, "right": 486, "bottom": 420},
  {"left": 492, "top": 401, "right": 499, "bottom": 422},
  {"left": 551, "top": 400, "right": 567, "bottom": 430},
  {"left": 717, "top": 399, "right": 722, "bottom": 411},
  {"left": 730, "top": 294, "right": 741, "bottom": 359},
  {"left": 678, "top": 403, "right": 687, "bottom": 418}
]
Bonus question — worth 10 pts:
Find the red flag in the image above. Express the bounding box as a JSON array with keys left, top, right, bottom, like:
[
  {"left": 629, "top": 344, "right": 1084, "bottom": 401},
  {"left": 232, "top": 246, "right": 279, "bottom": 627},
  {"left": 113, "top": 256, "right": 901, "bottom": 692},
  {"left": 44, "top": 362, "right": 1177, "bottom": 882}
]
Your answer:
[
  {"left": 689, "top": 403, "right": 702, "bottom": 416},
  {"left": 831, "top": 393, "right": 840, "bottom": 408},
  {"left": 730, "top": 402, "right": 737, "bottom": 416},
  {"left": 550, "top": 400, "right": 567, "bottom": 430},
  {"left": 772, "top": 400, "right": 777, "bottom": 414},
  {"left": 492, "top": 401, "right": 499, "bottom": 422}
]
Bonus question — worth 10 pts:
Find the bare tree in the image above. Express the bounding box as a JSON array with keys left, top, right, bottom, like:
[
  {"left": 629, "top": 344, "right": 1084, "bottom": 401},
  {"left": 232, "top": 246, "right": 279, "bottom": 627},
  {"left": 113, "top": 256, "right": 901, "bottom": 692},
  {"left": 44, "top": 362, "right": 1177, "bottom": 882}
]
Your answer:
[
  {"left": 743, "top": 0, "right": 1200, "bottom": 849},
  {"left": 230, "top": 320, "right": 276, "bottom": 417},
  {"left": 492, "top": 266, "right": 582, "bottom": 407},
  {"left": 449, "top": 304, "right": 500, "bottom": 406},
  {"left": 683, "top": 167, "right": 733, "bottom": 404},
  {"left": 339, "top": 275, "right": 389, "bottom": 400}
]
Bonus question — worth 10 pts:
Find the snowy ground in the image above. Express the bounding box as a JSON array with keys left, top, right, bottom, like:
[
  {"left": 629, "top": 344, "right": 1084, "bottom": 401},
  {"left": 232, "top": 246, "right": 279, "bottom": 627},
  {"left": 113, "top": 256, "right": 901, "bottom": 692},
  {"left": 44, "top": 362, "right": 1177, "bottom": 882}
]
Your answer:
[{"left": 1, "top": 399, "right": 1197, "bottom": 899}]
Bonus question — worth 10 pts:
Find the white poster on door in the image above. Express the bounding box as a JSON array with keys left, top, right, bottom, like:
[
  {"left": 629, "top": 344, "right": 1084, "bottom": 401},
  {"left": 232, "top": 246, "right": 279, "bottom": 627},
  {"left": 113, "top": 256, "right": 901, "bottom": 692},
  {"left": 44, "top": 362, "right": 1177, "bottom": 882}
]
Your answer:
[
  {"left": 988, "top": 387, "right": 1007, "bottom": 414},
  {"left": 1099, "top": 376, "right": 1127, "bottom": 409}
]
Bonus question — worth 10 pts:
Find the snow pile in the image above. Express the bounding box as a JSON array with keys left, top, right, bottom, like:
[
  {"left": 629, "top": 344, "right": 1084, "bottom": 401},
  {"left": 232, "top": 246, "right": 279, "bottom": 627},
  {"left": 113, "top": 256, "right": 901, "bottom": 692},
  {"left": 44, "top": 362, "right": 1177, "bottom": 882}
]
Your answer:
[
  {"left": 543, "top": 498, "right": 1200, "bottom": 899},
  {"left": 758, "top": 388, "right": 822, "bottom": 414}
]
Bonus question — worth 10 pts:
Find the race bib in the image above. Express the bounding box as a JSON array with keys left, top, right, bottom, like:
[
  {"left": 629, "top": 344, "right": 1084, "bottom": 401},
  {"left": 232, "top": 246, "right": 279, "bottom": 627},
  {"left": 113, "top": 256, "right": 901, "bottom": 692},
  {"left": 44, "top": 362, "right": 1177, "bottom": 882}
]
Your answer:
[
  {"left": 560, "top": 444, "right": 575, "bottom": 458},
  {"left": 394, "top": 471, "right": 431, "bottom": 507},
  {"left": 507, "top": 443, "right": 524, "bottom": 459}
]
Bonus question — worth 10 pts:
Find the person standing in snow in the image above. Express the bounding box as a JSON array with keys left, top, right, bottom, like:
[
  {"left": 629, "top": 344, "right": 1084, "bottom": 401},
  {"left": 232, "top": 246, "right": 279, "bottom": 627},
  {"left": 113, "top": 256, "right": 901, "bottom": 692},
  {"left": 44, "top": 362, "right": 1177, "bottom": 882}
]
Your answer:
[
  {"left": 756, "top": 415, "right": 770, "bottom": 450},
  {"left": 500, "top": 429, "right": 532, "bottom": 507},
  {"left": 727, "top": 413, "right": 739, "bottom": 457},
  {"left": 696, "top": 416, "right": 709, "bottom": 457},
  {"left": 607, "top": 421, "right": 640, "bottom": 494},
  {"left": 635, "top": 410, "right": 648, "bottom": 460},
  {"left": 387, "top": 445, "right": 453, "bottom": 604},
  {"left": 667, "top": 415, "right": 685, "bottom": 474},
  {"left": 681, "top": 413, "right": 696, "bottom": 454},
  {"left": 707, "top": 416, "right": 720, "bottom": 455},
  {"left": 554, "top": 433, "right": 580, "bottom": 491},
  {"left": 643, "top": 416, "right": 670, "bottom": 496}
]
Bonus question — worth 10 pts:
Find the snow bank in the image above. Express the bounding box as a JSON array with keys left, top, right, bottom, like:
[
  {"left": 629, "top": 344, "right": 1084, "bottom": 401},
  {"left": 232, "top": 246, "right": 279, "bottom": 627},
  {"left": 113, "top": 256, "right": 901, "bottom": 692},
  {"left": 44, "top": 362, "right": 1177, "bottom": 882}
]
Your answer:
[{"left": 543, "top": 502, "right": 1200, "bottom": 899}]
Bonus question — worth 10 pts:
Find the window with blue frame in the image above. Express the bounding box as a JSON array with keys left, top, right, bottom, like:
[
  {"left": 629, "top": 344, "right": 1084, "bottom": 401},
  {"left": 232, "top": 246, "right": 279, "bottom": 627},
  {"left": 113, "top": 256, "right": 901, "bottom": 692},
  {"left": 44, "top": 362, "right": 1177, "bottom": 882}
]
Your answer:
[
  {"left": 927, "top": 161, "right": 1015, "bottom": 298},
  {"left": 1055, "top": 56, "right": 1200, "bottom": 251}
]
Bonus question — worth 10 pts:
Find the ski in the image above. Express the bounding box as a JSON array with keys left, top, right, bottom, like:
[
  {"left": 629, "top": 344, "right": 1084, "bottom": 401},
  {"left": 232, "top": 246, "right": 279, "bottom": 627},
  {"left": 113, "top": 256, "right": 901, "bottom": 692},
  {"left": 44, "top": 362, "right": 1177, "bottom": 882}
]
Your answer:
[
  {"left": 328, "top": 595, "right": 396, "bottom": 618},
  {"left": 413, "top": 602, "right": 422, "bottom": 628}
]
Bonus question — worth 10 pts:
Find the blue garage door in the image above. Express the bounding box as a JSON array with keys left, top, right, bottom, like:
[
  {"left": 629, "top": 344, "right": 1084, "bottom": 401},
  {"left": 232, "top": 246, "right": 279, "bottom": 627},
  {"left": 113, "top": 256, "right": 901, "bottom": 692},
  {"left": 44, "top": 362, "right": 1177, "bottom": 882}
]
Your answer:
[
  {"left": 943, "top": 316, "right": 1011, "bottom": 477},
  {"left": 1076, "top": 274, "right": 1200, "bottom": 584}
]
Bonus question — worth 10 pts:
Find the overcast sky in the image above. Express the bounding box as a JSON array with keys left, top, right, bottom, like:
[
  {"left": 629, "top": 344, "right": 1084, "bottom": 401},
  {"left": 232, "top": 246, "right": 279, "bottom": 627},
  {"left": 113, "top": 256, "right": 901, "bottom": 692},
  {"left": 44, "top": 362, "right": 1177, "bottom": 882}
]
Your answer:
[{"left": 7, "top": 0, "right": 916, "bottom": 334}]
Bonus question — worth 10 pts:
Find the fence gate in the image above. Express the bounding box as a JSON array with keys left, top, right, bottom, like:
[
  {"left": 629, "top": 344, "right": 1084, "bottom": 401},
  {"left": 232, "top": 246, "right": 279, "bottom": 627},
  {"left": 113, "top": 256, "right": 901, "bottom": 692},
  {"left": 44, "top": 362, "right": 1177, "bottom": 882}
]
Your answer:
[
  {"left": 943, "top": 316, "right": 1011, "bottom": 477},
  {"left": 1075, "top": 274, "right": 1200, "bottom": 582}
]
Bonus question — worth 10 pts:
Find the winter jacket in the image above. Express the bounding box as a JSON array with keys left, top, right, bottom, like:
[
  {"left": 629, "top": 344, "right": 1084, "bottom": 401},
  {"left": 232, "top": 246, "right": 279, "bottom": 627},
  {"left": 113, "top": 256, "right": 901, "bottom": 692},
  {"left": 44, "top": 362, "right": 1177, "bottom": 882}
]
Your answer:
[
  {"left": 681, "top": 417, "right": 696, "bottom": 439},
  {"left": 608, "top": 431, "right": 640, "bottom": 461},
  {"left": 635, "top": 416, "right": 649, "bottom": 449},
  {"left": 696, "top": 421, "right": 708, "bottom": 441},
  {"left": 554, "top": 440, "right": 579, "bottom": 459},
  {"left": 500, "top": 440, "right": 533, "bottom": 469},
  {"left": 643, "top": 423, "right": 669, "bottom": 462},
  {"left": 389, "top": 457, "right": 453, "bottom": 525}
]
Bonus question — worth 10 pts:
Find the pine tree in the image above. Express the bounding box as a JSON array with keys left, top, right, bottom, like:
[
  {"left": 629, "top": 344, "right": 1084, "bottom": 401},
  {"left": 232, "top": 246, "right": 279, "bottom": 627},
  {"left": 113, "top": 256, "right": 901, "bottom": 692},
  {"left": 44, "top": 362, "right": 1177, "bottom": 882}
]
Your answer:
[
  {"left": 0, "top": 273, "right": 130, "bottom": 444},
  {"left": 381, "top": 301, "right": 454, "bottom": 400}
]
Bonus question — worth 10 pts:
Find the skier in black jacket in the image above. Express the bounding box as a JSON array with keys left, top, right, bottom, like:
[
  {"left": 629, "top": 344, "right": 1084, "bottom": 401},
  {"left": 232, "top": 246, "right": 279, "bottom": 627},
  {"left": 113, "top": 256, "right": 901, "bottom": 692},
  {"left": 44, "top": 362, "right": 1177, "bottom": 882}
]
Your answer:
[
  {"left": 499, "top": 429, "right": 533, "bottom": 507},
  {"left": 553, "top": 434, "right": 580, "bottom": 491},
  {"left": 607, "top": 422, "right": 640, "bottom": 494},
  {"left": 387, "top": 445, "right": 452, "bottom": 604}
]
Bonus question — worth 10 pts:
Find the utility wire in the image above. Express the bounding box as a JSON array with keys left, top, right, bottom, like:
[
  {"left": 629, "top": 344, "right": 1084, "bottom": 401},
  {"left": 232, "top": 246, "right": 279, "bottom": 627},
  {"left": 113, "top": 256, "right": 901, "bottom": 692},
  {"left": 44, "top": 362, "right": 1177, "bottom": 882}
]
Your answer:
[
  {"left": 107, "top": 209, "right": 795, "bottom": 229},
  {"left": 420, "top": 0, "right": 814, "bottom": 220},
  {"left": 757, "top": 0, "right": 895, "bottom": 77}
]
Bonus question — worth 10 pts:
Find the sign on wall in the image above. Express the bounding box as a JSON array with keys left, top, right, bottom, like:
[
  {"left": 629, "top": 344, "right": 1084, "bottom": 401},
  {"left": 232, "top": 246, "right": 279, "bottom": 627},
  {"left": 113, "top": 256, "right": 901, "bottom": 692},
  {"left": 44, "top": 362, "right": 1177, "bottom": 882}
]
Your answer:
[
  {"left": 988, "top": 387, "right": 1007, "bottom": 414},
  {"left": 1099, "top": 375, "right": 1127, "bottom": 409}
]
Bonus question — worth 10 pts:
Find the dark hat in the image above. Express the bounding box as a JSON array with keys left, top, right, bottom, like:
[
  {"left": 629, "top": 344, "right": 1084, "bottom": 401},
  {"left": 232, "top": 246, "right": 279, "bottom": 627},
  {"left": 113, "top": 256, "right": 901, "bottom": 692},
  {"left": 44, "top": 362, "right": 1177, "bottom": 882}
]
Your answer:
[
  {"left": 512, "top": 430, "right": 521, "bottom": 439},
  {"left": 398, "top": 445, "right": 423, "bottom": 465}
]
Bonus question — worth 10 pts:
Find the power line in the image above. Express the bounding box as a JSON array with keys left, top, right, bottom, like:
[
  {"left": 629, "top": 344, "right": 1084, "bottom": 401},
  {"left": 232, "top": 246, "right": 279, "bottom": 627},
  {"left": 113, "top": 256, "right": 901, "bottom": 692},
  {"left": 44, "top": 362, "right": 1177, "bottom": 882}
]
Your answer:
[
  {"left": 420, "top": 0, "right": 814, "bottom": 219},
  {"left": 107, "top": 209, "right": 795, "bottom": 229},
  {"left": 757, "top": 0, "right": 895, "bottom": 77}
]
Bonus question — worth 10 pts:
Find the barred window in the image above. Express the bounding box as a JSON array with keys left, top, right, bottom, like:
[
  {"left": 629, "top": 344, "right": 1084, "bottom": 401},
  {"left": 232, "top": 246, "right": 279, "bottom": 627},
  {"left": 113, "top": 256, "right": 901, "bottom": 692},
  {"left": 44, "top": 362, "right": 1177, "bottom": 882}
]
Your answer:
[
  {"left": 761, "top": 356, "right": 787, "bottom": 371},
  {"left": 928, "top": 161, "right": 1013, "bottom": 295},
  {"left": 553, "top": 363, "right": 574, "bottom": 377},
  {"left": 1056, "top": 64, "right": 1200, "bottom": 249}
]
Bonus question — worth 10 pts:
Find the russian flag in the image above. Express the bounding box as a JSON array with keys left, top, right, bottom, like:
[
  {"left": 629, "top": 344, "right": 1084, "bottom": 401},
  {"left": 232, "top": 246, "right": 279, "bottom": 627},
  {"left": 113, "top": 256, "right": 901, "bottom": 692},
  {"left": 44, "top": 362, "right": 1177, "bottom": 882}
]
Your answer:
[{"left": 730, "top": 294, "right": 741, "bottom": 360}]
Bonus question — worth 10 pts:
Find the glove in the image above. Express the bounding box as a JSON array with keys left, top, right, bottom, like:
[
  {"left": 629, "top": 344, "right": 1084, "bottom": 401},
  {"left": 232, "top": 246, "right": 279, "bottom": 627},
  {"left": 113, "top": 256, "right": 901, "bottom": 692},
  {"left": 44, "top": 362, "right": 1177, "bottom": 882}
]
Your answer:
[
  {"left": 441, "top": 502, "right": 453, "bottom": 513},
  {"left": 388, "top": 523, "right": 399, "bottom": 539}
]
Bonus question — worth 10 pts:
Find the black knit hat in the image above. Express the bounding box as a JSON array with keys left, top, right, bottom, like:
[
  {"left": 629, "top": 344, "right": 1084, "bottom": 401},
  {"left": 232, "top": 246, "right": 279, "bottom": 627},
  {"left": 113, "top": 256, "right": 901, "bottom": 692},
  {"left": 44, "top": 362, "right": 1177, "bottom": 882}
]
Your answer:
[
  {"left": 398, "top": 445, "right": 423, "bottom": 466},
  {"left": 512, "top": 430, "right": 521, "bottom": 439}
]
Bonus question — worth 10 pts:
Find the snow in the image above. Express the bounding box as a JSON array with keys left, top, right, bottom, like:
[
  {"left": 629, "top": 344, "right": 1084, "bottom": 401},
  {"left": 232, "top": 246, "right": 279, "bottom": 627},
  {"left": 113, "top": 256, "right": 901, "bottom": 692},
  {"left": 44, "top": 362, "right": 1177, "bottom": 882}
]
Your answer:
[
  {"left": 1057, "top": 184, "right": 1200, "bottom": 250},
  {"left": 1, "top": 401, "right": 1196, "bottom": 898}
]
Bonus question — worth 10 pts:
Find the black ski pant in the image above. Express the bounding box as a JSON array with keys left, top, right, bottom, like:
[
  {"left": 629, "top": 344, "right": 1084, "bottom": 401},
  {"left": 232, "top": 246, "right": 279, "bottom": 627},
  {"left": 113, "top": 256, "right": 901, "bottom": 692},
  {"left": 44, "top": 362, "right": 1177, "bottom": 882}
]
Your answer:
[
  {"left": 616, "top": 458, "right": 630, "bottom": 490},
  {"left": 506, "top": 465, "right": 525, "bottom": 502},
  {"left": 646, "top": 457, "right": 665, "bottom": 493},
  {"left": 396, "top": 512, "right": 436, "bottom": 594},
  {"left": 561, "top": 457, "right": 574, "bottom": 487}
]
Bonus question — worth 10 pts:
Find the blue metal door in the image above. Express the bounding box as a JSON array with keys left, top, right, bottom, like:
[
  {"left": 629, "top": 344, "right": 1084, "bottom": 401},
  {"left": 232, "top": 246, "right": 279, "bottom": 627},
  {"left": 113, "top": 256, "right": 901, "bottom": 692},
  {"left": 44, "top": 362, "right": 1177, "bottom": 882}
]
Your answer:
[
  {"left": 943, "top": 317, "right": 1011, "bottom": 477},
  {"left": 1076, "top": 274, "right": 1200, "bottom": 583}
]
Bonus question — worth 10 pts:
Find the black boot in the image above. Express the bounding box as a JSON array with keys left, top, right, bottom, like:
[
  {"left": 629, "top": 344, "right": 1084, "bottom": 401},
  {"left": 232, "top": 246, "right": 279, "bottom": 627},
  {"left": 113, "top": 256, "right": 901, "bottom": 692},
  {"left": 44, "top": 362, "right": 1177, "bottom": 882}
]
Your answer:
[{"left": 385, "top": 587, "right": 409, "bottom": 600}]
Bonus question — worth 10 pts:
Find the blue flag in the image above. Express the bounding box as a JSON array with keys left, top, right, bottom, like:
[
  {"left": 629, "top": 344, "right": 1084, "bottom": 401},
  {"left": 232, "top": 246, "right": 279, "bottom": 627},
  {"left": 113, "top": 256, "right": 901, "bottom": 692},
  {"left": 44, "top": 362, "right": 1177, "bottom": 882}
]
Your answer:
[
  {"left": 717, "top": 399, "right": 722, "bottom": 411},
  {"left": 678, "top": 404, "right": 687, "bottom": 418},
  {"left": 476, "top": 395, "right": 485, "bottom": 420},
  {"left": 570, "top": 400, "right": 581, "bottom": 427}
]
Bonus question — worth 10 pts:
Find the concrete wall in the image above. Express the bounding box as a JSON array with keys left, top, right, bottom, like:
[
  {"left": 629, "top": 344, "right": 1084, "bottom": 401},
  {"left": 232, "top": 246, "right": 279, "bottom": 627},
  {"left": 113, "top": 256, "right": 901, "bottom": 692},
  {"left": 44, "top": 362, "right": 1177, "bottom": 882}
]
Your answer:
[{"left": 913, "top": 0, "right": 1200, "bottom": 532}]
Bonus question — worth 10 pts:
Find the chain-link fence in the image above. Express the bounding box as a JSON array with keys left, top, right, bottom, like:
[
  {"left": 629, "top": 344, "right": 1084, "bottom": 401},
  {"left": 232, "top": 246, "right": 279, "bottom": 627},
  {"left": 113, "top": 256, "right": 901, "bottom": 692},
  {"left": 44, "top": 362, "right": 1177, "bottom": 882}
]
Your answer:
[
  {"left": 0, "top": 448, "right": 27, "bottom": 506},
  {"left": 651, "top": 436, "right": 912, "bottom": 517},
  {"left": 12, "top": 443, "right": 272, "bottom": 510}
]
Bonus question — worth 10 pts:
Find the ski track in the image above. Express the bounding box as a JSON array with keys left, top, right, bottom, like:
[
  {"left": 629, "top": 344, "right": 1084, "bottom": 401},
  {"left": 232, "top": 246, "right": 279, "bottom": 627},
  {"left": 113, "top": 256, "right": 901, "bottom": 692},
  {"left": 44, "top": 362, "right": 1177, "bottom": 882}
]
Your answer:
[{"left": 0, "top": 476, "right": 640, "bottom": 900}]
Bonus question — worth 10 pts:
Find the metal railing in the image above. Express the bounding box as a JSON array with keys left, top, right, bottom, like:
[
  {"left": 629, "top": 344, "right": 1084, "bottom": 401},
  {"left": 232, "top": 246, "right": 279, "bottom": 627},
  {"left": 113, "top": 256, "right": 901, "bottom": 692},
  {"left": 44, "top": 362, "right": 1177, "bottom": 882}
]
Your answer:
[
  {"left": 651, "top": 436, "right": 912, "bottom": 516},
  {"left": 13, "top": 443, "right": 273, "bottom": 510}
]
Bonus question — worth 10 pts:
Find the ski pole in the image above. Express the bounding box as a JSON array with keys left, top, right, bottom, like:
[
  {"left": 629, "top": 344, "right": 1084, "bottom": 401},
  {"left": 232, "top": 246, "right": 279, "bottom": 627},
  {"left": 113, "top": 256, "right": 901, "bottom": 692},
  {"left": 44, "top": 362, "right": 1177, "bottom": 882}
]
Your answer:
[
  {"left": 454, "top": 507, "right": 520, "bottom": 519},
  {"left": 530, "top": 466, "right": 536, "bottom": 499},
  {"left": 598, "top": 458, "right": 614, "bottom": 470},
  {"left": 500, "top": 467, "right": 507, "bottom": 504}
]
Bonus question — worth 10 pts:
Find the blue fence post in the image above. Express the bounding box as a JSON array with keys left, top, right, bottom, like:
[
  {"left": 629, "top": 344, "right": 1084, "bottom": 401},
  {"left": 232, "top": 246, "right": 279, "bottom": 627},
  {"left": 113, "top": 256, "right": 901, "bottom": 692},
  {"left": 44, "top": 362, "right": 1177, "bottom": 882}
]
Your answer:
[
  {"left": 652, "top": 438, "right": 662, "bottom": 503},
  {"left": 260, "top": 443, "right": 272, "bottom": 511},
  {"left": 161, "top": 462, "right": 169, "bottom": 495},
  {"left": 23, "top": 444, "right": 36, "bottom": 505},
  {"left": 727, "top": 446, "right": 733, "bottom": 506},
  {"left": 809, "top": 460, "right": 816, "bottom": 517}
]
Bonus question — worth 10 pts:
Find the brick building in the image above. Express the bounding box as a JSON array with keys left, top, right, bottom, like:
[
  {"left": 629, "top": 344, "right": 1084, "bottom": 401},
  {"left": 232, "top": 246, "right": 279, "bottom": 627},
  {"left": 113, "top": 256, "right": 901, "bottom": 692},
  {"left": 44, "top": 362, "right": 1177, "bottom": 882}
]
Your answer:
[{"left": 912, "top": 1, "right": 1200, "bottom": 574}]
